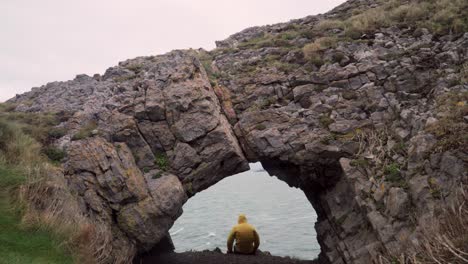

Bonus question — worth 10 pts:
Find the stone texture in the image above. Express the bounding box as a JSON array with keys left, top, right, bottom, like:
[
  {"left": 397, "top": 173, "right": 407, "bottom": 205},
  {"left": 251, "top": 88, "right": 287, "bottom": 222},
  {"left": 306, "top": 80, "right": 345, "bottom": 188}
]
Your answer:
[{"left": 8, "top": 0, "right": 468, "bottom": 263}]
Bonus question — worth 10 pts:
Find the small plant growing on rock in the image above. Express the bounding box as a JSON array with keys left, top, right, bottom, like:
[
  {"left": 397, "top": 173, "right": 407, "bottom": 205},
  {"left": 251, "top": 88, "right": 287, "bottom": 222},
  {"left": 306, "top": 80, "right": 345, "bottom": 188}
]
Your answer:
[
  {"left": 460, "top": 62, "right": 468, "bottom": 84},
  {"left": 257, "top": 97, "right": 277, "bottom": 110},
  {"left": 43, "top": 146, "right": 67, "bottom": 163},
  {"left": 154, "top": 153, "right": 168, "bottom": 171},
  {"left": 321, "top": 133, "right": 337, "bottom": 145},
  {"left": 392, "top": 141, "right": 406, "bottom": 155},
  {"left": 126, "top": 64, "right": 142, "bottom": 73},
  {"left": 350, "top": 158, "right": 369, "bottom": 168},
  {"left": 303, "top": 37, "right": 338, "bottom": 67},
  {"left": 341, "top": 90, "right": 358, "bottom": 100},
  {"left": 315, "top": 36, "right": 338, "bottom": 49},
  {"left": 308, "top": 54, "right": 324, "bottom": 68},
  {"left": 428, "top": 177, "right": 442, "bottom": 199},
  {"left": 255, "top": 124, "right": 267, "bottom": 131},
  {"left": 426, "top": 91, "right": 467, "bottom": 152},
  {"left": 384, "top": 163, "right": 401, "bottom": 182},
  {"left": 152, "top": 171, "right": 162, "bottom": 179},
  {"left": 272, "top": 61, "right": 297, "bottom": 74},
  {"left": 319, "top": 115, "right": 334, "bottom": 128},
  {"left": 303, "top": 43, "right": 322, "bottom": 66},
  {"left": 47, "top": 127, "right": 67, "bottom": 140},
  {"left": 331, "top": 52, "right": 346, "bottom": 64},
  {"left": 316, "top": 19, "right": 345, "bottom": 31},
  {"left": 185, "top": 182, "right": 194, "bottom": 195},
  {"left": 71, "top": 121, "right": 98, "bottom": 141}
]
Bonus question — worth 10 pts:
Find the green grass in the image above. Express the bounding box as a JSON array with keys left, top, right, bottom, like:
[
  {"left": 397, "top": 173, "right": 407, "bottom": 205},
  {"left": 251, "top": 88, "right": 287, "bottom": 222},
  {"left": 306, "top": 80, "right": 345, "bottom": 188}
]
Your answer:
[
  {"left": 0, "top": 107, "right": 74, "bottom": 264},
  {"left": 0, "top": 108, "right": 60, "bottom": 146},
  {"left": 71, "top": 121, "right": 98, "bottom": 141},
  {"left": 0, "top": 167, "right": 73, "bottom": 264},
  {"left": 154, "top": 153, "right": 169, "bottom": 171},
  {"left": 43, "top": 147, "right": 67, "bottom": 163},
  {"left": 384, "top": 163, "right": 401, "bottom": 180},
  {"left": 152, "top": 171, "right": 162, "bottom": 179}
]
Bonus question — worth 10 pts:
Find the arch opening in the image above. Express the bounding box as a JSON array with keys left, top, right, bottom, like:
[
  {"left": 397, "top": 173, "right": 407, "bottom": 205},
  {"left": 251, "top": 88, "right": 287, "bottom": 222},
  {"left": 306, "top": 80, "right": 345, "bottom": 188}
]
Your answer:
[{"left": 169, "top": 162, "right": 320, "bottom": 260}]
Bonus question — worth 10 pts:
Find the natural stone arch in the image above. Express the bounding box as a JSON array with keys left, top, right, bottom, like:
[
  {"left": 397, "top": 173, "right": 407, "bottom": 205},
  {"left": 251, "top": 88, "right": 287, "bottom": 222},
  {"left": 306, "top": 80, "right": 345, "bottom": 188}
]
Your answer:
[
  {"left": 48, "top": 51, "right": 385, "bottom": 264},
  {"left": 10, "top": 14, "right": 467, "bottom": 262},
  {"left": 10, "top": 50, "right": 362, "bottom": 262}
]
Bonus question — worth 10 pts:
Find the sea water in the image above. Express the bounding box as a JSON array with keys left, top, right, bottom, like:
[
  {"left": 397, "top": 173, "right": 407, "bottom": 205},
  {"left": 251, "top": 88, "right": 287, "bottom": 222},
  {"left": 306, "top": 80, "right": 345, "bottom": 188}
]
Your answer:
[{"left": 169, "top": 162, "right": 320, "bottom": 260}]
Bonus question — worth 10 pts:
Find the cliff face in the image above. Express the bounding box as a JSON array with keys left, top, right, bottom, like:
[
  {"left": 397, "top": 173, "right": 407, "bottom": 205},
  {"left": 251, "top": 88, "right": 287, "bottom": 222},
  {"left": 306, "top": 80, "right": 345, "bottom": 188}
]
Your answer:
[{"left": 9, "top": 0, "right": 467, "bottom": 263}]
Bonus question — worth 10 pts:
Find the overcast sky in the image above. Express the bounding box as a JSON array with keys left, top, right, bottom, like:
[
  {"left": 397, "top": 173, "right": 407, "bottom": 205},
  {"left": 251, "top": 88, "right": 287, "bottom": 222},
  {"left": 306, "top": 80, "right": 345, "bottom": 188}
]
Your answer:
[{"left": 1, "top": 0, "right": 346, "bottom": 102}]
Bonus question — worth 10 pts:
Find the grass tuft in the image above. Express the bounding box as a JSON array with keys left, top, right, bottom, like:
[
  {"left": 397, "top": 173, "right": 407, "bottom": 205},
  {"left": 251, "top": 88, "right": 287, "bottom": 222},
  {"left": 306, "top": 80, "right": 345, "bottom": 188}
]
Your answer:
[
  {"left": 71, "top": 121, "right": 98, "bottom": 141},
  {"left": 155, "top": 153, "right": 169, "bottom": 171}
]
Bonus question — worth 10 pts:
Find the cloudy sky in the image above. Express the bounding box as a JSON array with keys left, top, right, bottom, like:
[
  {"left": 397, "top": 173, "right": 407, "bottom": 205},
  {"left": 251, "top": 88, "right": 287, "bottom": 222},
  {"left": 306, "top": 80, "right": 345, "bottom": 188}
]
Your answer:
[{"left": 1, "top": 0, "right": 346, "bottom": 102}]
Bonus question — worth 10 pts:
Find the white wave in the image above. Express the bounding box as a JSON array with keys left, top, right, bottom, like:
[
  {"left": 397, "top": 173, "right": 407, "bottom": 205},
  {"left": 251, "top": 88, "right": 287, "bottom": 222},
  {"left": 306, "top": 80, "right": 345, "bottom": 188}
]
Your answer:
[{"left": 170, "top": 227, "right": 184, "bottom": 236}]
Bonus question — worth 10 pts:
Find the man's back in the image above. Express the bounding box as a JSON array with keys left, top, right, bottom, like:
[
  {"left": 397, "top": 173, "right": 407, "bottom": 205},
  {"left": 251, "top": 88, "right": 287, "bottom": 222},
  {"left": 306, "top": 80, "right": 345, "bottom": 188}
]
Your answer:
[{"left": 227, "top": 214, "right": 260, "bottom": 254}]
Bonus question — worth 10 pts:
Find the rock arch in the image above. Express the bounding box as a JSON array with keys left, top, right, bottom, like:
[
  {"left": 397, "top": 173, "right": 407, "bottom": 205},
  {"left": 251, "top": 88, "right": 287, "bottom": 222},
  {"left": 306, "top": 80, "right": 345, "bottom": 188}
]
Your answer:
[
  {"left": 13, "top": 51, "right": 389, "bottom": 263},
  {"left": 10, "top": 6, "right": 467, "bottom": 262}
]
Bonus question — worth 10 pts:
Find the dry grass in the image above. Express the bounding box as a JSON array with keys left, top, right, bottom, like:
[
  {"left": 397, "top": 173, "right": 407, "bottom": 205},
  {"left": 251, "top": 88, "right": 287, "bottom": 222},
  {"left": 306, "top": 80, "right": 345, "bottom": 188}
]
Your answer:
[
  {"left": 317, "top": 0, "right": 468, "bottom": 39},
  {"left": 344, "top": 7, "right": 389, "bottom": 39},
  {"left": 18, "top": 166, "right": 117, "bottom": 264},
  {"left": 315, "top": 19, "right": 345, "bottom": 31},
  {"left": 378, "top": 185, "right": 468, "bottom": 264},
  {"left": 353, "top": 129, "right": 399, "bottom": 174},
  {"left": 461, "top": 63, "right": 468, "bottom": 84},
  {"left": 347, "top": 127, "right": 410, "bottom": 190},
  {"left": 303, "top": 36, "right": 338, "bottom": 66},
  {"left": 426, "top": 91, "right": 468, "bottom": 152},
  {"left": 0, "top": 109, "right": 124, "bottom": 263},
  {"left": 303, "top": 42, "right": 322, "bottom": 56}
]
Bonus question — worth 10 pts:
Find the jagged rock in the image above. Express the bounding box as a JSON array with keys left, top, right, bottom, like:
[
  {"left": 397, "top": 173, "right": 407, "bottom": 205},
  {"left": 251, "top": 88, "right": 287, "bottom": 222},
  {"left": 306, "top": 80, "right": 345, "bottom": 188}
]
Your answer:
[
  {"left": 440, "top": 152, "right": 464, "bottom": 178},
  {"left": 385, "top": 188, "right": 409, "bottom": 219},
  {"left": 329, "top": 120, "right": 358, "bottom": 134},
  {"left": 8, "top": 0, "right": 468, "bottom": 263},
  {"left": 407, "top": 133, "right": 436, "bottom": 171}
]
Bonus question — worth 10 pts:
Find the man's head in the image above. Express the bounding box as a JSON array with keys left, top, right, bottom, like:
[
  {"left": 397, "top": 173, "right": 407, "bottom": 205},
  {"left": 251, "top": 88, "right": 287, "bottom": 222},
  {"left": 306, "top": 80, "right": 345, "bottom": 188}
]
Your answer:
[{"left": 238, "top": 214, "right": 247, "bottom": 224}]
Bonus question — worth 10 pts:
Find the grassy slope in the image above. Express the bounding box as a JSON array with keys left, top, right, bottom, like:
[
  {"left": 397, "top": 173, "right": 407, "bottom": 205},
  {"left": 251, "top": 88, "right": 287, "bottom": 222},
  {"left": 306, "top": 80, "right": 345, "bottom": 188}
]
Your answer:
[
  {"left": 0, "top": 102, "right": 74, "bottom": 264},
  {"left": 0, "top": 167, "right": 73, "bottom": 264}
]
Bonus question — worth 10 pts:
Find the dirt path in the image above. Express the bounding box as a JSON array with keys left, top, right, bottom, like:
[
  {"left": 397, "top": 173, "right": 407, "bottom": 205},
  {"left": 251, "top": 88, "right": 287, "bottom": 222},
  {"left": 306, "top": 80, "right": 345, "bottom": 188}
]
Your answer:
[{"left": 136, "top": 250, "right": 317, "bottom": 264}]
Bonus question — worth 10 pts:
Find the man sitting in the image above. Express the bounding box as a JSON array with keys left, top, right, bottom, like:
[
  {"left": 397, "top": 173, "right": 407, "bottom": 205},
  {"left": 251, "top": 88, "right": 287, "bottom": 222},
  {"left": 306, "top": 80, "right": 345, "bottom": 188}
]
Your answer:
[{"left": 227, "top": 214, "right": 260, "bottom": 255}]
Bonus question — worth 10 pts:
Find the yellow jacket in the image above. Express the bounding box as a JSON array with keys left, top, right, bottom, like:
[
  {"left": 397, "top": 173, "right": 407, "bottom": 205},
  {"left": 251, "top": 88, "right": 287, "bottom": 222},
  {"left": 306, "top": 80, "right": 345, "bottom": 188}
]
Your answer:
[{"left": 227, "top": 214, "right": 260, "bottom": 254}]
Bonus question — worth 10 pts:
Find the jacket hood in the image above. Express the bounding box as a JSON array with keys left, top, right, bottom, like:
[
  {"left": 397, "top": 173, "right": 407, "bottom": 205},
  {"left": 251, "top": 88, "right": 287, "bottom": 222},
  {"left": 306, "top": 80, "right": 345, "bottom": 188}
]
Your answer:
[{"left": 238, "top": 214, "right": 247, "bottom": 224}]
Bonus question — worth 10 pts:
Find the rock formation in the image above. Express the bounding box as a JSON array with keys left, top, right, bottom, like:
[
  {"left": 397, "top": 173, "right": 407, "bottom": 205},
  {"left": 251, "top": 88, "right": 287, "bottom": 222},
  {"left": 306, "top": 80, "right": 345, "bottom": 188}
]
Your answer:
[{"left": 9, "top": 0, "right": 467, "bottom": 263}]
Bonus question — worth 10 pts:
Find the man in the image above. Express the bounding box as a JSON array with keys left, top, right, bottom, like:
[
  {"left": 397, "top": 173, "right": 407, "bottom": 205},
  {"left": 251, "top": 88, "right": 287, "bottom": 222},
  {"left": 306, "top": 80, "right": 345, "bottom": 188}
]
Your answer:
[{"left": 227, "top": 214, "right": 260, "bottom": 254}]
